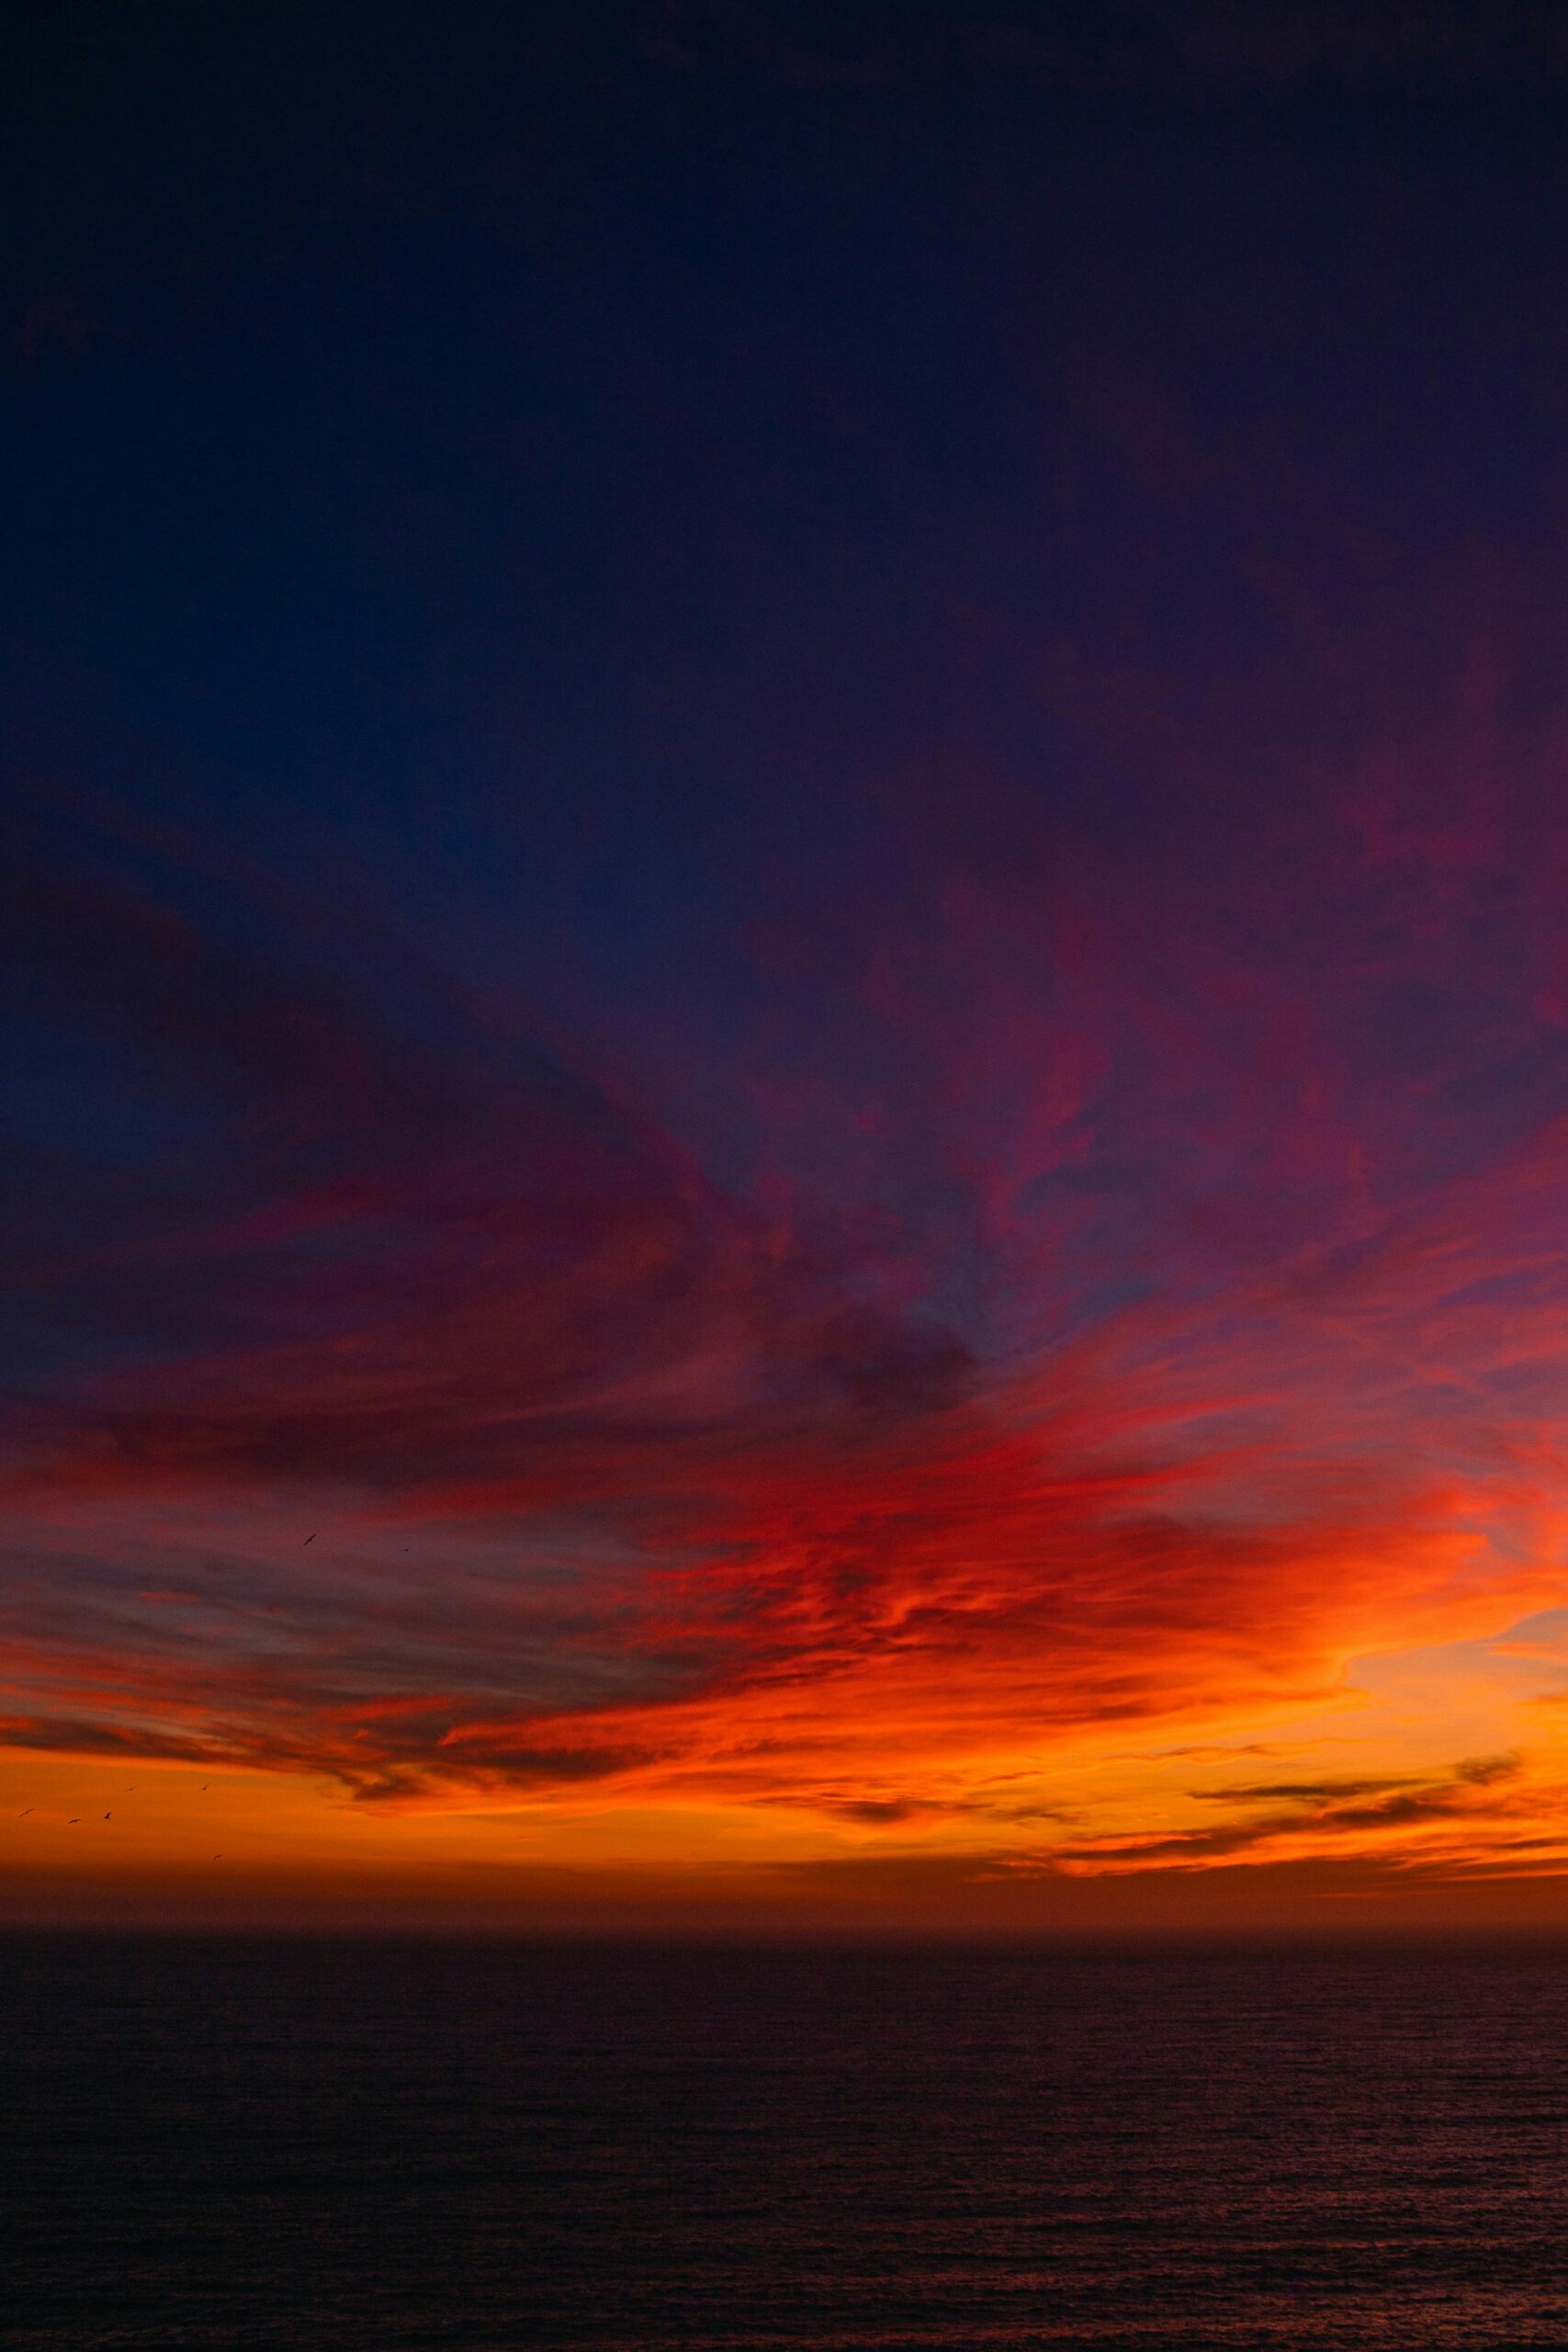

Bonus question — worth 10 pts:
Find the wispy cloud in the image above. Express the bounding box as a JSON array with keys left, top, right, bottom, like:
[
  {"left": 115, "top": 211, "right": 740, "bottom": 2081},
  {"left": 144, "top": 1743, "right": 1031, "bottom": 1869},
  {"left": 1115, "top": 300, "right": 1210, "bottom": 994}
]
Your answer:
[{"left": 8, "top": 542, "right": 1568, "bottom": 1900}]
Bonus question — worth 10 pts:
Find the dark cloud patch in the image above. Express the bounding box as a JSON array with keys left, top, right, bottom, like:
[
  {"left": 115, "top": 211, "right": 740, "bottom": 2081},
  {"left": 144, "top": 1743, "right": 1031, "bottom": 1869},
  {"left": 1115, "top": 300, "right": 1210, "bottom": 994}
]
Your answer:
[
  {"left": 1190, "top": 1777, "right": 1416, "bottom": 1804},
  {"left": 344, "top": 1746, "right": 648, "bottom": 1805},
  {"left": 0, "top": 1715, "right": 231, "bottom": 1766},
  {"left": 1067, "top": 1755, "right": 1528, "bottom": 1871},
  {"left": 831, "top": 1797, "right": 921, "bottom": 1825},
  {"left": 1455, "top": 1753, "right": 1521, "bottom": 1785},
  {"left": 2, "top": 797, "right": 977, "bottom": 1505}
]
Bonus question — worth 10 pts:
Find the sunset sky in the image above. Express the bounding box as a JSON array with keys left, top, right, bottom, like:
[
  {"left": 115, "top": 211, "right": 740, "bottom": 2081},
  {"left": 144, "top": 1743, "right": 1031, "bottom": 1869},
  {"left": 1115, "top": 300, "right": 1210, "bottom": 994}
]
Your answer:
[{"left": 10, "top": 3, "right": 1568, "bottom": 1929}]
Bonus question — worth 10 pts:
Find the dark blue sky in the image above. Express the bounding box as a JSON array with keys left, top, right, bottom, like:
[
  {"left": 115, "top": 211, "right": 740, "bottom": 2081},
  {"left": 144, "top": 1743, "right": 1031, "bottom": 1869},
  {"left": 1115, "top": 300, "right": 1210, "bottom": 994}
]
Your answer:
[
  {"left": 11, "top": 4, "right": 1567, "bottom": 953},
  {"left": 11, "top": 0, "right": 1568, "bottom": 1365}
]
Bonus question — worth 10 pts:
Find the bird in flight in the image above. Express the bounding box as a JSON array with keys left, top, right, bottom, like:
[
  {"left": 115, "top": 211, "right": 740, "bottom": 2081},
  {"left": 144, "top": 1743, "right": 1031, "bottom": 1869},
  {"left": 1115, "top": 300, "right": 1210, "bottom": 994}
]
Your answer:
[
  {"left": 18, "top": 1808, "right": 32, "bottom": 1817},
  {"left": 303, "top": 1533, "right": 316, "bottom": 1545},
  {"left": 103, "top": 1812, "right": 111, "bottom": 1820}
]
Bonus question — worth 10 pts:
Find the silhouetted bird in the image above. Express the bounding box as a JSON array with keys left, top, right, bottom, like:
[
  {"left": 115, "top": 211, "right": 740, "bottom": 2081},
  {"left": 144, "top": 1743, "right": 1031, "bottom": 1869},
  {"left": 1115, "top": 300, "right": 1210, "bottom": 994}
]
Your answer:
[
  {"left": 18, "top": 1808, "right": 32, "bottom": 1816},
  {"left": 103, "top": 1811, "right": 110, "bottom": 1819},
  {"left": 303, "top": 1533, "right": 316, "bottom": 1545}
]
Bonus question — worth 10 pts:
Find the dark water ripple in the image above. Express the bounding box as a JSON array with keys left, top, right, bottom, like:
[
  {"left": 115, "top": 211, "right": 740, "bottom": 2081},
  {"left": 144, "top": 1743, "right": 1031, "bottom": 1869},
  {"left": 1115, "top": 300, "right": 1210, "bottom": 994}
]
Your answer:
[{"left": 6, "top": 1938, "right": 1568, "bottom": 2348}]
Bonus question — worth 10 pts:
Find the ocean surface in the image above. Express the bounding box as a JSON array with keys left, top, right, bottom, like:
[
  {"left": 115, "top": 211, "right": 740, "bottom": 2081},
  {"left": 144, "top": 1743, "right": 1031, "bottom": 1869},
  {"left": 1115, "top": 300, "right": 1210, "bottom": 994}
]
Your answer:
[{"left": 7, "top": 1937, "right": 1568, "bottom": 2349}]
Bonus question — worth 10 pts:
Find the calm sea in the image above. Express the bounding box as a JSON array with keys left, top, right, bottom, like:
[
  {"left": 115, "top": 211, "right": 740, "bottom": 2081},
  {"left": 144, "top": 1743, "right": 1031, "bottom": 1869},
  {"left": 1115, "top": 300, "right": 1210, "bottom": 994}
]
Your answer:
[{"left": 6, "top": 1937, "right": 1568, "bottom": 2348}]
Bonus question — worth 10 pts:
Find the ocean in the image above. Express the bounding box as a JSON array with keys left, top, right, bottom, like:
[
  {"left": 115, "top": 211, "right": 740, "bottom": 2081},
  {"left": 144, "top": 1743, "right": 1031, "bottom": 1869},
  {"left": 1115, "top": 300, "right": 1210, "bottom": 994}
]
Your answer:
[{"left": 6, "top": 1936, "right": 1568, "bottom": 2348}]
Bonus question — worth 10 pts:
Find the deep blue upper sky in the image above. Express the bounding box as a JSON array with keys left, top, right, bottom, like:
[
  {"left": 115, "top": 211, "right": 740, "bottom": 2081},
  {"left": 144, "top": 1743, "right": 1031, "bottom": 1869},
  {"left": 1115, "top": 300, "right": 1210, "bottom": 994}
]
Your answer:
[
  {"left": 7, "top": 1, "right": 1568, "bottom": 1386},
  {"left": 10, "top": 3, "right": 1567, "bottom": 966}
]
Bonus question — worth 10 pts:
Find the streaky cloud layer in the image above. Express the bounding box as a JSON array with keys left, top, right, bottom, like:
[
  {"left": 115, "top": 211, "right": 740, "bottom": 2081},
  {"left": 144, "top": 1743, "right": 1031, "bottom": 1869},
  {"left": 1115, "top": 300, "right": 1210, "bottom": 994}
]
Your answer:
[{"left": 10, "top": 562, "right": 1568, "bottom": 1918}]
